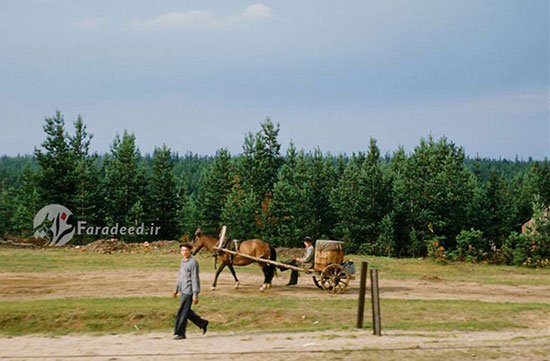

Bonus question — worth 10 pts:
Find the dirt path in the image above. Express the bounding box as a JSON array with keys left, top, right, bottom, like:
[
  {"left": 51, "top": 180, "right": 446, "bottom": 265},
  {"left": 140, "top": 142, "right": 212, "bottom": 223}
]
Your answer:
[
  {"left": 1, "top": 269, "right": 549, "bottom": 303},
  {"left": 0, "top": 329, "right": 549, "bottom": 361}
]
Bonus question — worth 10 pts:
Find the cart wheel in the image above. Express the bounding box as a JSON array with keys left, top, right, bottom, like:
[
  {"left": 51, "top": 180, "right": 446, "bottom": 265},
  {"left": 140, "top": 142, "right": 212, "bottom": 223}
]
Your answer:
[
  {"left": 320, "top": 264, "right": 350, "bottom": 294},
  {"left": 312, "top": 276, "right": 323, "bottom": 290}
]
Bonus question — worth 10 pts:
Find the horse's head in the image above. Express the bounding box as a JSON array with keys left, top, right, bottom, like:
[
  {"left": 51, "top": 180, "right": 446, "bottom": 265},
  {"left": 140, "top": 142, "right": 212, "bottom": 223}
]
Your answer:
[{"left": 191, "top": 227, "right": 204, "bottom": 255}]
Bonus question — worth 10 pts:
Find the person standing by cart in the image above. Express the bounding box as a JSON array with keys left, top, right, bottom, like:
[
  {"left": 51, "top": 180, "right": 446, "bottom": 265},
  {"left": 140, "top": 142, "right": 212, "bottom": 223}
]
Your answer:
[
  {"left": 173, "top": 243, "right": 209, "bottom": 339},
  {"left": 284, "top": 236, "right": 315, "bottom": 286}
]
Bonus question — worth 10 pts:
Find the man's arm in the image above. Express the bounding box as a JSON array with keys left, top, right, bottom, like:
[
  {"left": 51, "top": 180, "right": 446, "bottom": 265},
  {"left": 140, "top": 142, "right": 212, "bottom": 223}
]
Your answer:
[
  {"left": 191, "top": 260, "right": 201, "bottom": 299},
  {"left": 174, "top": 261, "right": 182, "bottom": 297}
]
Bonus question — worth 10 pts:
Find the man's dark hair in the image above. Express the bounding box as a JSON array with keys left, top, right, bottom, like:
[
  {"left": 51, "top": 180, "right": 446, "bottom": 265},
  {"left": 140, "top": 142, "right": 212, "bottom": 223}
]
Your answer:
[
  {"left": 180, "top": 243, "right": 193, "bottom": 250},
  {"left": 304, "top": 236, "right": 313, "bottom": 243}
]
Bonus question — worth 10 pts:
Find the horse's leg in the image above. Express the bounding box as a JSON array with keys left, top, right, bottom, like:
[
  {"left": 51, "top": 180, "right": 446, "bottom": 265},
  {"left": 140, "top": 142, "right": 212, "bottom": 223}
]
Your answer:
[
  {"left": 226, "top": 263, "right": 240, "bottom": 289},
  {"left": 211, "top": 262, "right": 227, "bottom": 291},
  {"left": 259, "top": 263, "right": 269, "bottom": 291}
]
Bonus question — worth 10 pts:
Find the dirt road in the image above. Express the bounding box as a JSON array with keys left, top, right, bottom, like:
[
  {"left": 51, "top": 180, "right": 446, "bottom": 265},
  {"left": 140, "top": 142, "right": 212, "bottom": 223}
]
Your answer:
[
  {"left": 1, "top": 328, "right": 549, "bottom": 361},
  {"left": 1, "top": 268, "right": 549, "bottom": 303}
]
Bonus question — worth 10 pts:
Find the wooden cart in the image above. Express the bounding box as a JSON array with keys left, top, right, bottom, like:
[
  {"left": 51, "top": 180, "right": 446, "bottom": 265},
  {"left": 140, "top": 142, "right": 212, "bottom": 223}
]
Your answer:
[{"left": 213, "top": 227, "right": 351, "bottom": 294}]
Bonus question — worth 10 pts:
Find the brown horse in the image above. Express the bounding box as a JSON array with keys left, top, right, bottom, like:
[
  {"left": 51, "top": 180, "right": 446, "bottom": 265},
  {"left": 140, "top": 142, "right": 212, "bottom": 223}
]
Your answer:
[{"left": 191, "top": 228, "right": 277, "bottom": 291}]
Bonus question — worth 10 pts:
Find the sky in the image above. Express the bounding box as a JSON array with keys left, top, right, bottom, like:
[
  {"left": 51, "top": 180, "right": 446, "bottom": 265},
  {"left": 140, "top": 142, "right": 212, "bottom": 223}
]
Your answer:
[{"left": 0, "top": 0, "right": 548, "bottom": 159}]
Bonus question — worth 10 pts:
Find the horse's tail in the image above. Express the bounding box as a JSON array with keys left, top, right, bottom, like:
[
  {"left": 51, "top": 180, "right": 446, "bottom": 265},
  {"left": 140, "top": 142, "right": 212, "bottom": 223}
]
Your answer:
[{"left": 266, "top": 244, "right": 277, "bottom": 283}]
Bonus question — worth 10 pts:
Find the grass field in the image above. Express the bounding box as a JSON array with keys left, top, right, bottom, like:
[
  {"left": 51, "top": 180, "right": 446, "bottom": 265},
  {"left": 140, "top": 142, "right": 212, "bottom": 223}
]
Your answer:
[
  {"left": 0, "top": 247, "right": 549, "bottom": 336},
  {"left": 0, "top": 295, "right": 547, "bottom": 336}
]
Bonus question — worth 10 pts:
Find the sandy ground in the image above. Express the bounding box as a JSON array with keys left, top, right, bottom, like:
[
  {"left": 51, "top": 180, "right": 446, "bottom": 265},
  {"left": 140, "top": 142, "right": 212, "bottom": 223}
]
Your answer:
[
  {"left": 1, "top": 329, "right": 549, "bottom": 361},
  {"left": 1, "top": 268, "right": 549, "bottom": 303}
]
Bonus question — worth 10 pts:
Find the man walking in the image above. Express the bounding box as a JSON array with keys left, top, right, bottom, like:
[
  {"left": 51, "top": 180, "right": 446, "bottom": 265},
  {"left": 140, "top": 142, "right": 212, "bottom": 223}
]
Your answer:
[{"left": 173, "top": 243, "right": 209, "bottom": 339}]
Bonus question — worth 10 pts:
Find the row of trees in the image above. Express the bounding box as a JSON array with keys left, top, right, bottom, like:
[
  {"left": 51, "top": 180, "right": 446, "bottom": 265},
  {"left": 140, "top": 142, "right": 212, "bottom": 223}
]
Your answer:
[{"left": 0, "top": 112, "right": 549, "bottom": 266}]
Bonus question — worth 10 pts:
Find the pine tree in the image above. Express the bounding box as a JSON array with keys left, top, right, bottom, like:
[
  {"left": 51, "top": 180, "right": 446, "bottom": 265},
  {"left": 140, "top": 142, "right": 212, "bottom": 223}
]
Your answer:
[
  {"left": 0, "top": 182, "right": 15, "bottom": 237},
  {"left": 196, "top": 148, "right": 233, "bottom": 235},
  {"left": 34, "top": 111, "right": 77, "bottom": 209},
  {"left": 392, "top": 136, "right": 474, "bottom": 255},
  {"left": 269, "top": 143, "right": 309, "bottom": 246},
  {"left": 331, "top": 139, "right": 390, "bottom": 253},
  {"left": 69, "top": 116, "right": 102, "bottom": 241},
  {"left": 103, "top": 131, "right": 147, "bottom": 233},
  {"left": 307, "top": 148, "right": 337, "bottom": 239},
  {"left": 148, "top": 144, "right": 179, "bottom": 239},
  {"left": 482, "top": 168, "right": 515, "bottom": 246},
  {"left": 221, "top": 179, "right": 260, "bottom": 240},
  {"left": 331, "top": 154, "right": 363, "bottom": 252},
  {"left": 238, "top": 118, "right": 282, "bottom": 238},
  {"left": 10, "top": 164, "right": 40, "bottom": 237}
]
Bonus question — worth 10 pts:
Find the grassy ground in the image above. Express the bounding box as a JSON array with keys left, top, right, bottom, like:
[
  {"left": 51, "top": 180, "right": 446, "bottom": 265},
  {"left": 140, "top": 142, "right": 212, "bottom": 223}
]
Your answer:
[
  {"left": 0, "top": 294, "right": 548, "bottom": 336},
  {"left": 2, "top": 247, "right": 549, "bottom": 286},
  {"left": 1, "top": 247, "right": 549, "bottom": 336}
]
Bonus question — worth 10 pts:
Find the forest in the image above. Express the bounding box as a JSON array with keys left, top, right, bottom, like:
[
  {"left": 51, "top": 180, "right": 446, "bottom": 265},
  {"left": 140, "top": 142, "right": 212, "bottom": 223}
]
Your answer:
[{"left": 1, "top": 111, "right": 549, "bottom": 267}]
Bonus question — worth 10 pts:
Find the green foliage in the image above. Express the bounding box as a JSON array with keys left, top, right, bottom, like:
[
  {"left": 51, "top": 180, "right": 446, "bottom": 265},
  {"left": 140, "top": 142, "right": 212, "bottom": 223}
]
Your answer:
[
  {"left": 448, "top": 228, "right": 487, "bottom": 262},
  {"left": 392, "top": 135, "right": 474, "bottom": 256},
  {"left": 147, "top": 145, "right": 179, "bottom": 240},
  {"left": 375, "top": 213, "right": 396, "bottom": 257},
  {"left": 221, "top": 176, "right": 260, "bottom": 240},
  {"left": 196, "top": 148, "right": 233, "bottom": 235},
  {"left": 504, "top": 197, "right": 550, "bottom": 268},
  {"left": 34, "top": 111, "right": 78, "bottom": 209},
  {"left": 332, "top": 139, "right": 391, "bottom": 253},
  {"left": 1, "top": 111, "right": 549, "bottom": 268},
  {"left": 10, "top": 164, "right": 40, "bottom": 237},
  {"left": 103, "top": 130, "right": 148, "bottom": 233}
]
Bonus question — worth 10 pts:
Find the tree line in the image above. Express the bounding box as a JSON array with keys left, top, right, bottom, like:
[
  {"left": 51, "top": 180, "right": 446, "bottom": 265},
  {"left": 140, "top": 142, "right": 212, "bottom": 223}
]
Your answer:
[{"left": 0, "top": 111, "right": 549, "bottom": 267}]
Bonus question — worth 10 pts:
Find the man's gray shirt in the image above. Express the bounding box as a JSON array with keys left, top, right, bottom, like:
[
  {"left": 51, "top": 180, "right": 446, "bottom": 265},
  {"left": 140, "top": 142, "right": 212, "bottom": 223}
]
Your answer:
[
  {"left": 175, "top": 256, "right": 201, "bottom": 298},
  {"left": 300, "top": 245, "right": 315, "bottom": 269}
]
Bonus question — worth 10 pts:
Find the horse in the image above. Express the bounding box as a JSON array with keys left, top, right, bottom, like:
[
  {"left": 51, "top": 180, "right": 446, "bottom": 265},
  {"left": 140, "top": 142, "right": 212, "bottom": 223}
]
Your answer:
[{"left": 191, "top": 228, "right": 277, "bottom": 291}]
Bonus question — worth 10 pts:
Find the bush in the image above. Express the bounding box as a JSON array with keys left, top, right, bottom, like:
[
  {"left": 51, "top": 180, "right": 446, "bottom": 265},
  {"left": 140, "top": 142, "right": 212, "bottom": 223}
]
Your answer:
[
  {"left": 448, "top": 228, "right": 487, "bottom": 262},
  {"left": 426, "top": 236, "right": 447, "bottom": 263},
  {"left": 503, "top": 232, "right": 550, "bottom": 268}
]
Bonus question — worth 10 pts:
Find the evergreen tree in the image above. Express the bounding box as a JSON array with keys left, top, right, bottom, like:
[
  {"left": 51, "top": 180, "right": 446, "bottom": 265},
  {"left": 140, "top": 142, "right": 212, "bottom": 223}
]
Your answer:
[
  {"left": 482, "top": 168, "right": 515, "bottom": 246},
  {"left": 392, "top": 136, "right": 474, "bottom": 255},
  {"left": 331, "top": 154, "right": 363, "bottom": 252},
  {"left": 148, "top": 145, "right": 179, "bottom": 239},
  {"left": 103, "top": 131, "right": 147, "bottom": 233},
  {"left": 331, "top": 139, "right": 390, "bottom": 253},
  {"left": 221, "top": 179, "right": 260, "bottom": 240},
  {"left": 69, "top": 116, "right": 103, "bottom": 240},
  {"left": 10, "top": 164, "right": 40, "bottom": 236},
  {"left": 0, "top": 182, "right": 15, "bottom": 237},
  {"left": 238, "top": 118, "right": 282, "bottom": 238},
  {"left": 307, "top": 148, "right": 337, "bottom": 239},
  {"left": 34, "top": 111, "right": 77, "bottom": 209},
  {"left": 270, "top": 143, "right": 310, "bottom": 246},
  {"left": 196, "top": 148, "right": 233, "bottom": 235}
]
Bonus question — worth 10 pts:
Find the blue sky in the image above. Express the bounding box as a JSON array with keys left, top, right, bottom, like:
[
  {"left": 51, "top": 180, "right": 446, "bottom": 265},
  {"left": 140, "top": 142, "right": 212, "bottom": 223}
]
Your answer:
[{"left": 0, "top": 0, "right": 548, "bottom": 159}]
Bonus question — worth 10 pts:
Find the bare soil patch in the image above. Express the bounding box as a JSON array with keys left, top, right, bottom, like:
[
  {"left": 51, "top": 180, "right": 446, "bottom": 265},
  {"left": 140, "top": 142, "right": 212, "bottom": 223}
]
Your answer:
[
  {"left": 1, "top": 265, "right": 549, "bottom": 303},
  {"left": 0, "top": 329, "right": 549, "bottom": 361}
]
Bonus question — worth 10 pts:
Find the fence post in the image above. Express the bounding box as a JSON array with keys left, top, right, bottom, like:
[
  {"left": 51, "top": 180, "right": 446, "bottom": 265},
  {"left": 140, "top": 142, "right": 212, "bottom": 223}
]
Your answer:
[
  {"left": 370, "top": 269, "right": 382, "bottom": 336},
  {"left": 356, "top": 261, "right": 368, "bottom": 328}
]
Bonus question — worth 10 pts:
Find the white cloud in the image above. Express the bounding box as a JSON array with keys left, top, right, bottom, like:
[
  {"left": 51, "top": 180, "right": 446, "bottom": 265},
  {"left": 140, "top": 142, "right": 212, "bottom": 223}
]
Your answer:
[
  {"left": 73, "top": 17, "right": 107, "bottom": 30},
  {"left": 132, "top": 10, "right": 214, "bottom": 29},
  {"left": 133, "top": 3, "right": 272, "bottom": 30},
  {"left": 242, "top": 3, "right": 272, "bottom": 21}
]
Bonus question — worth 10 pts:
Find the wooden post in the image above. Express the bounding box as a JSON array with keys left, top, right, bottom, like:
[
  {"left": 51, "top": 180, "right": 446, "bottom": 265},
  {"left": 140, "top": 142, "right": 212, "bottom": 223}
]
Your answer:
[
  {"left": 356, "top": 261, "right": 368, "bottom": 328},
  {"left": 370, "top": 269, "right": 382, "bottom": 336},
  {"left": 216, "top": 225, "right": 227, "bottom": 249}
]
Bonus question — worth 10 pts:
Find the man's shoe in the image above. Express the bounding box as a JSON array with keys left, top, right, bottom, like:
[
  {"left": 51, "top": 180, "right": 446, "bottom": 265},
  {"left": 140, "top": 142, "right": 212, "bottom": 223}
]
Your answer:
[
  {"left": 174, "top": 335, "right": 186, "bottom": 340},
  {"left": 202, "top": 321, "right": 209, "bottom": 335},
  {"left": 285, "top": 282, "right": 297, "bottom": 286}
]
